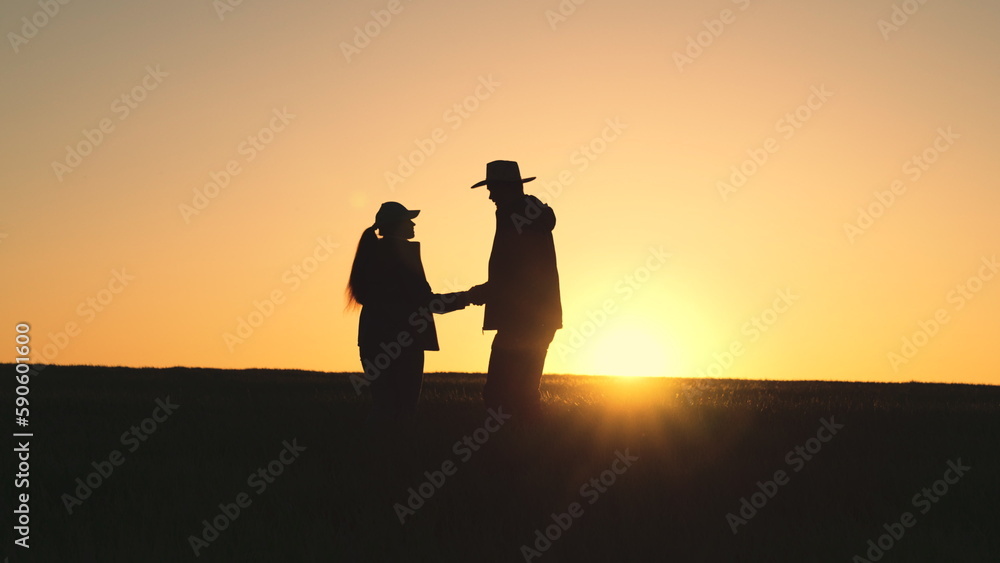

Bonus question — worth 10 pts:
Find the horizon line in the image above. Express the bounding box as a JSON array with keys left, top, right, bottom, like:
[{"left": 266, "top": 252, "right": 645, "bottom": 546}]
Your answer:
[{"left": 5, "top": 362, "right": 995, "bottom": 386}]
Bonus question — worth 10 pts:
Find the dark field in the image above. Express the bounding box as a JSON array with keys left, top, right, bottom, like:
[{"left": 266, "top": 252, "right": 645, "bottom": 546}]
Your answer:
[{"left": 2, "top": 365, "right": 999, "bottom": 562}]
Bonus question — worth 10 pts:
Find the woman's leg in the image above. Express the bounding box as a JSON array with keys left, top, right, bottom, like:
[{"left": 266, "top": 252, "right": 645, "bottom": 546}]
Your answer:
[
  {"left": 360, "top": 345, "right": 392, "bottom": 430},
  {"left": 362, "top": 344, "right": 424, "bottom": 429},
  {"left": 394, "top": 349, "right": 425, "bottom": 423}
]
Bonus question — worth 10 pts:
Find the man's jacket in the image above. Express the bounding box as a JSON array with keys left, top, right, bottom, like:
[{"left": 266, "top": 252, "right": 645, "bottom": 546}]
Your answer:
[{"left": 483, "top": 195, "right": 562, "bottom": 332}]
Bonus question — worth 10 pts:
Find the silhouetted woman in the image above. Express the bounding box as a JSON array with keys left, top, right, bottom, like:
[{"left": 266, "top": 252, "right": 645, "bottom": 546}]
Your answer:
[{"left": 346, "top": 202, "right": 472, "bottom": 431}]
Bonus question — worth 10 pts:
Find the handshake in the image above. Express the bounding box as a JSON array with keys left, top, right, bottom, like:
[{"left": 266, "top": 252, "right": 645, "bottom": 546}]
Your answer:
[{"left": 459, "top": 283, "right": 489, "bottom": 307}]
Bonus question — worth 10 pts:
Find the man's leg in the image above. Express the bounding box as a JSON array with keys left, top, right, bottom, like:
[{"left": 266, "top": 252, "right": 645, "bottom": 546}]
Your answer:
[
  {"left": 484, "top": 331, "right": 518, "bottom": 411},
  {"left": 512, "top": 328, "right": 555, "bottom": 418},
  {"left": 483, "top": 328, "right": 555, "bottom": 417}
]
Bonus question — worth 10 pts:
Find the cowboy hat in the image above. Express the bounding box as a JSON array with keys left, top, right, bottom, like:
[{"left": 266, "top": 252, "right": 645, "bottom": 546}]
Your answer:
[{"left": 470, "top": 160, "right": 536, "bottom": 189}]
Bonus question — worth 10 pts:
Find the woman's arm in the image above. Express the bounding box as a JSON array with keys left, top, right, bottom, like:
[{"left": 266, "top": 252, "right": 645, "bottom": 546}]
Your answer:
[{"left": 427, "top": 291, "right": 471, "bottom": 314}]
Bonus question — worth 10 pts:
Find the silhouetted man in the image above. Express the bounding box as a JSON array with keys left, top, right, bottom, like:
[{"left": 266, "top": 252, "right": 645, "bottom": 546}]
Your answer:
[{"left": 469, "top": 160, "right": 562, "bottom": 420}]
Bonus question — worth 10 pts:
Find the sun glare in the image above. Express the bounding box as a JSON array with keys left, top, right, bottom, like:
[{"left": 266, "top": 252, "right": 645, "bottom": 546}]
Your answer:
[{"left": 585, "top": 326, "right": 676, "bottom": 378}]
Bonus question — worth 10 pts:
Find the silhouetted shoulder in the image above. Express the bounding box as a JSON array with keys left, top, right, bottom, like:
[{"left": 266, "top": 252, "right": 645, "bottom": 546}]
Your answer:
[{"left": 520, "top": 195, "right": 555, "bottom": 232}]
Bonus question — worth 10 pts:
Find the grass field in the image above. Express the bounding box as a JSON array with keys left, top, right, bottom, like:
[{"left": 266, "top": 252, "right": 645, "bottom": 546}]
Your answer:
[{"left": 2, "top": 365, "right": 999, "bottom": 562}]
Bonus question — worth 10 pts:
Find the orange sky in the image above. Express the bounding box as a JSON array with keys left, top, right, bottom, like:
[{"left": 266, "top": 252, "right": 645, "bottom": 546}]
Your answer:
[{"left": 2, "top": 0, "right": 999, "bottom": 383}]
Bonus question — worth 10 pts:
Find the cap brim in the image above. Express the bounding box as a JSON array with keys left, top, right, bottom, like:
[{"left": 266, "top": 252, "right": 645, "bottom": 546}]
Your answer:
[{"left": 408, "top": 209, "right": 420, "bottom": 218}]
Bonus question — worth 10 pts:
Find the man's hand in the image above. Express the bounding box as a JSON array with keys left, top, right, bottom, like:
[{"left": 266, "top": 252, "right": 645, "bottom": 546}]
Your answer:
[{"left": 467, "top": 283, "right": 489, "bottom": 306}]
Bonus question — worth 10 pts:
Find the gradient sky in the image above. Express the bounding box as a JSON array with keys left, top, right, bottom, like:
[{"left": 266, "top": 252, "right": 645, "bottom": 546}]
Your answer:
[{"left": 2, "top": 0, "right": 998, "bottom": 384}]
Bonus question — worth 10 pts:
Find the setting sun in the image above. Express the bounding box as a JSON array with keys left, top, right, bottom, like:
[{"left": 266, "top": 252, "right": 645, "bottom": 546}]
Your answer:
[{"left": 581, "top": 325, "right": 680, "bottom": 378}]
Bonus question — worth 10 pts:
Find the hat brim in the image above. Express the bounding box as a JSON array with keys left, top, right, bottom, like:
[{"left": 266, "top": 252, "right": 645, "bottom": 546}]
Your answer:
[{"left": 470, "top": 177, "right": 536, "bottom": 189}]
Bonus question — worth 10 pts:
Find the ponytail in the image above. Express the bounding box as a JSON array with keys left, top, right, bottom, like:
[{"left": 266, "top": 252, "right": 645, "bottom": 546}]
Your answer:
[{"left": 345, "top": 225, "right": 379, "bottom": 309}]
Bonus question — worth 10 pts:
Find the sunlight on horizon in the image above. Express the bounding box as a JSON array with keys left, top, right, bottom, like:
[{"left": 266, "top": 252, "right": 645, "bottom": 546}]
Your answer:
[{"left": 577, "top": 327, "right": 680, "bottom": 378}]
